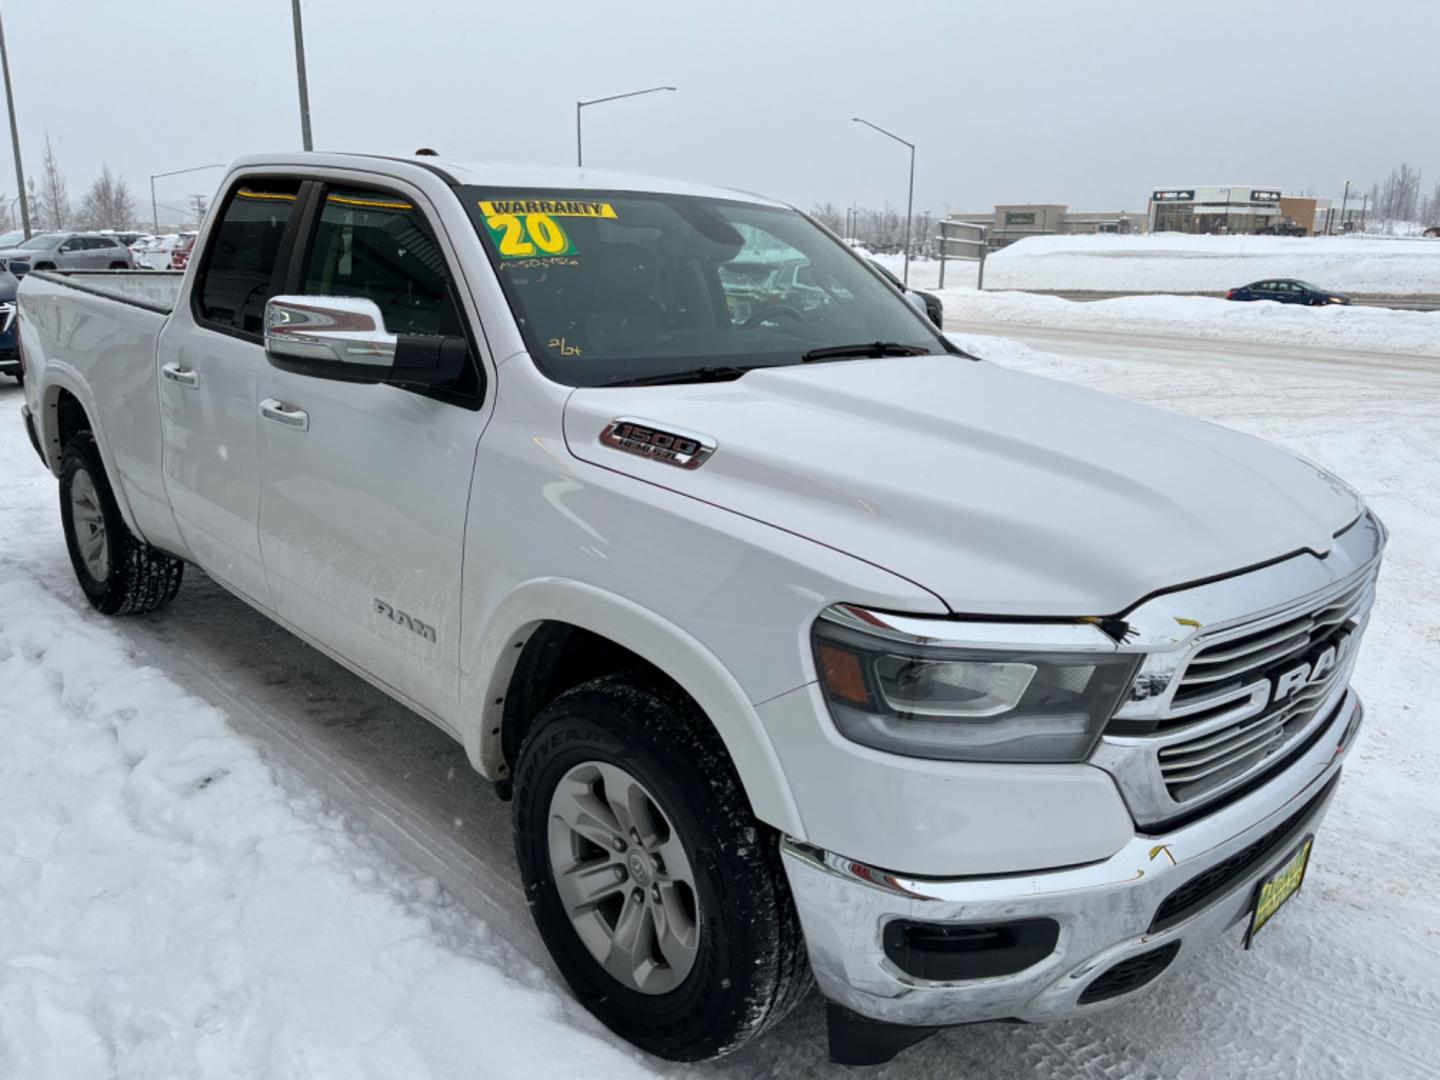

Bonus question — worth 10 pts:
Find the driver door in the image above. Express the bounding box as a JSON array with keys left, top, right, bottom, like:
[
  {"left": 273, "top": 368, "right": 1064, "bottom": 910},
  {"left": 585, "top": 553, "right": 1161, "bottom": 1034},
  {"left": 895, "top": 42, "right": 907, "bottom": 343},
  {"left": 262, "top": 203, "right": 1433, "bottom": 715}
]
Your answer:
[{"left": 256, "top": 181, "right": 490, "bottom": 725}]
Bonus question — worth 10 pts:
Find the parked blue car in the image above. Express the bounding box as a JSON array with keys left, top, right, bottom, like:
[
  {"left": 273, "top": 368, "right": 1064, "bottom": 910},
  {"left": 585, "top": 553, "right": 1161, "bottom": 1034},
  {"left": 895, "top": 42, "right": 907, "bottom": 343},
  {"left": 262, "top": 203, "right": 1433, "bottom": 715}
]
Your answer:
[
  {"left": 0, "top": 261, "right": 17, "bottom": 380},
  {"left": 1226, "top": 279, "right": 1351, "bottom": 306}
]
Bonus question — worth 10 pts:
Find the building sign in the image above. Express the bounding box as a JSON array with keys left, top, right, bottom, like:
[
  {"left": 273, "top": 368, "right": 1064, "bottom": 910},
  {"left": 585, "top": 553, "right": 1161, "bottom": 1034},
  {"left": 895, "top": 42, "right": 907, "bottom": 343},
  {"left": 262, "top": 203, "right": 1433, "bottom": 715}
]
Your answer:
[
  {"left": 1152, "top": 189, "right": 1195, "bottom": 201},
  {"left": 1250, "top": 189, "right": 1281, "bottom": 202},
  {"left": 1004, "top": 211, "right": 1036, "bottom": 225}
]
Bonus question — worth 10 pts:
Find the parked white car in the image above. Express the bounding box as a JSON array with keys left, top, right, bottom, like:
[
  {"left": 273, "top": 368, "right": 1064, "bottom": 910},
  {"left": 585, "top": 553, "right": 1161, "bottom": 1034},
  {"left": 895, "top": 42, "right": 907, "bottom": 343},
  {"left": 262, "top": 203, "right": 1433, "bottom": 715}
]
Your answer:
[
  {"left": 17, "top": 152, "right": 1382, "bottom": 1066},
  {"left": 133, "top": 232, "right": 194, "bottom": 270}
]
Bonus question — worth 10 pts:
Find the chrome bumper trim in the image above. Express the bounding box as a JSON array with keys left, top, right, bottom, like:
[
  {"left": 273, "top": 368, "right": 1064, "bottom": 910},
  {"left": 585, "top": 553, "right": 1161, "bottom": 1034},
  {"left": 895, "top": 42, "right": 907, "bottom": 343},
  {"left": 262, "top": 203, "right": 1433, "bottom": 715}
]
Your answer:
[{"left": 781, "top": 691, "right": 1359, "bottom": 1028}]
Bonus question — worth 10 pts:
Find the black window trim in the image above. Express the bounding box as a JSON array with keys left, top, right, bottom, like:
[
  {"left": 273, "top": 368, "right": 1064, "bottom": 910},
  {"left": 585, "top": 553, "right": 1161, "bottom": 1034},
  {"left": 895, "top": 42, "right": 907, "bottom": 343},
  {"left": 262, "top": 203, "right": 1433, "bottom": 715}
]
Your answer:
[
  {"left": 286, "top": 177, "right": 487, "bottom": 411},
  {"left": 190, "top": 174, "right": 317, "bottom": 346}
]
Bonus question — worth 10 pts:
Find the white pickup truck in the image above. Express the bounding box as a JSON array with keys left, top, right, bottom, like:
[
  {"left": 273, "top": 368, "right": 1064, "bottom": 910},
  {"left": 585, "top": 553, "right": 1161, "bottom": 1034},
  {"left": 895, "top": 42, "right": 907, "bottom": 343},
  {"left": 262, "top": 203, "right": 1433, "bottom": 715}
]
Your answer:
[{"left": 17, "top": 153, "right": 1383, "bottom": 1066}]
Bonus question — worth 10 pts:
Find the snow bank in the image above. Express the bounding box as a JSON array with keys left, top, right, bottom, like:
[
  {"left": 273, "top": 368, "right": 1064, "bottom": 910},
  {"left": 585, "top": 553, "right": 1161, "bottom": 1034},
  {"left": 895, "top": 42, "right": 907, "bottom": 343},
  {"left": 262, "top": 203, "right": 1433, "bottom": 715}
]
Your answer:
[
  {"left": 984, "top": 233, "right": 1440, "bottom": 295},
  {"left": 0, "top": 570, "right": 658, "bottom": 1079},
  {"left": 941, "top": 287, "right": 1440, "bottom": 356}
]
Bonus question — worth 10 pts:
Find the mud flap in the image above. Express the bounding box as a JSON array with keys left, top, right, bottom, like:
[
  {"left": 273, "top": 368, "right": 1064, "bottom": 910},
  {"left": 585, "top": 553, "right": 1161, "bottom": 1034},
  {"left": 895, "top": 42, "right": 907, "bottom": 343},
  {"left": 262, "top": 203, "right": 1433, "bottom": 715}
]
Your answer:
[{"left": 825, "top": 1003, "right": 938, "bottom": 1066}]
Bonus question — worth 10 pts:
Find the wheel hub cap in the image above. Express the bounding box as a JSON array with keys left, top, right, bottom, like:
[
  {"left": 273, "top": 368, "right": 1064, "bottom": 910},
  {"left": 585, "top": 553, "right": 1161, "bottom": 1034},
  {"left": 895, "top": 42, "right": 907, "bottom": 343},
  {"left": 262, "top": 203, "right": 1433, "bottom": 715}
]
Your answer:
[
  {"left": 69, "top": 467, "right": 109, "bottom": 582},
  {"left": 547, "top": 760, "right": 701, "bottom": 995}
]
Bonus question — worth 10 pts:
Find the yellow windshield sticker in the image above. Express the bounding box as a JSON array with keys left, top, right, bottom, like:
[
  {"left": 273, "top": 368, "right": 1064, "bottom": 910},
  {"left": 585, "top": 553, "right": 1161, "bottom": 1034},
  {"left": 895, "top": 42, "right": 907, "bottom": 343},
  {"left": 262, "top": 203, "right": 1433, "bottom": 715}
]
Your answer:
[{"left": 478, "top": 199, "right": 616, "bottom": 219}]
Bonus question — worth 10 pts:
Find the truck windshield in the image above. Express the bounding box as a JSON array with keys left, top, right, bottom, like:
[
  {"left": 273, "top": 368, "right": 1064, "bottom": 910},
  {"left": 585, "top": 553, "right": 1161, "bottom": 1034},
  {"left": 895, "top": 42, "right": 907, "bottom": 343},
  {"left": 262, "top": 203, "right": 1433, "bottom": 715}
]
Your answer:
[{"left": 461, "top": 187, "right": 950, "bottom": 387}]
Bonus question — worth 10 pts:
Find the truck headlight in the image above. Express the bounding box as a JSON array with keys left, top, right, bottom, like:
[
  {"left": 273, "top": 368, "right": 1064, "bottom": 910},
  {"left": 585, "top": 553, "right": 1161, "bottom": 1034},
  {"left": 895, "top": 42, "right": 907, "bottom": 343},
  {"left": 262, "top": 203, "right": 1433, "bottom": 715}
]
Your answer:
[{"left": 812, "top": 605, "right": 1139, "bottom": 763}]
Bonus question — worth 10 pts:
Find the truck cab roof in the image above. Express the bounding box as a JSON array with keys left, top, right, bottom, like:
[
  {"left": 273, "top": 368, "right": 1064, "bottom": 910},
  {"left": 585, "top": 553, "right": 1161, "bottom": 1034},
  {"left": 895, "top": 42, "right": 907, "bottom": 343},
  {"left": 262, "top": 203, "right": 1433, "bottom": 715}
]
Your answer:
[{"left": 225, "top": 151, "right": 789, "bottom": 209}]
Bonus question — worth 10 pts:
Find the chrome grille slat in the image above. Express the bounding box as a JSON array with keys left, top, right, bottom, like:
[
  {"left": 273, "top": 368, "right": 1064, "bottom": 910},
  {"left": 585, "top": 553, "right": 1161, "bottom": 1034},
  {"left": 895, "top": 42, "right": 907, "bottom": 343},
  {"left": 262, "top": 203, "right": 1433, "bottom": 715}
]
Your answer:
[
  {"left": 1164, "top": 730, "right": 1284, "bottom": 784},
  {"left": 1160, "top": 719, "right": 1284, "bottom": 775},
  {"left": 1185, "top": 621, "right": 1314, "bottom": 666},
  {"left": 1176, "top": 634, "right": 1312, "bottom": 685},
  {"left": 1159, "top": 714, "right": 1278, "bottom": 760}
]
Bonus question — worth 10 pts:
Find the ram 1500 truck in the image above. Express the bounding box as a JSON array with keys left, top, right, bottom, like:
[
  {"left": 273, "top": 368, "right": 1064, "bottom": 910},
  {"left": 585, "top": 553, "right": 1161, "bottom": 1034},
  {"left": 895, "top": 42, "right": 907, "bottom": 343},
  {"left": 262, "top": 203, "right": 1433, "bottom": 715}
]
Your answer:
[{"left": 17, "top": 153, "right": 1383, "bottom": 1066}]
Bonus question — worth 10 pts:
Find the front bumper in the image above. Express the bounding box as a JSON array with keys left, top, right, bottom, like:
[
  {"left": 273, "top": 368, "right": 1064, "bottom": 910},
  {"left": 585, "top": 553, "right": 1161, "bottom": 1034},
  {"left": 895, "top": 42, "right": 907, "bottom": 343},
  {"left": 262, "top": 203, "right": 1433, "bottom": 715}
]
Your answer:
[{"left": 782, "top": 689, "right": 1361, "bottom": 1031}]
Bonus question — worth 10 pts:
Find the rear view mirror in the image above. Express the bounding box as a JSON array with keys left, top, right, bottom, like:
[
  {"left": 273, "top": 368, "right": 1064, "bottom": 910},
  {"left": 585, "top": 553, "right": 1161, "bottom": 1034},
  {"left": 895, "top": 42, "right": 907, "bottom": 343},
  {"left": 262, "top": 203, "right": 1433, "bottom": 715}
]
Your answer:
[{"left": 264, "top": 295, "right": 468, "bottom": 390}]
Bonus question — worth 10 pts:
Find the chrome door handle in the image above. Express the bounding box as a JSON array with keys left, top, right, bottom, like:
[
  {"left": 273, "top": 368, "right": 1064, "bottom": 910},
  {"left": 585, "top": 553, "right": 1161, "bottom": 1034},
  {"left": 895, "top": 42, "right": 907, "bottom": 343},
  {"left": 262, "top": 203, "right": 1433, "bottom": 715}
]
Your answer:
[
  {"left": 259, "top": 398, "right": 309, "bottom": 432},
  {"left": 160, "top": 362, "right": 199, "bottom": 388}
]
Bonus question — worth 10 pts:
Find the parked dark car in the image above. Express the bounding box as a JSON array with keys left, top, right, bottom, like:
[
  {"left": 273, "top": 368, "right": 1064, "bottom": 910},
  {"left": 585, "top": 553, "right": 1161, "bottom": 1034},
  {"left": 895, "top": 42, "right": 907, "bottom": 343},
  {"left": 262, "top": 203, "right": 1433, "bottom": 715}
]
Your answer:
[
  {"left": 870, "top": 259, "right": 944, "bottom": 327},
  {"left": 1226, "top": 279, "right": 1350, "bottom": 306},
  {"left": 0, "top": 263, "right": 17, "bottom": 380}
]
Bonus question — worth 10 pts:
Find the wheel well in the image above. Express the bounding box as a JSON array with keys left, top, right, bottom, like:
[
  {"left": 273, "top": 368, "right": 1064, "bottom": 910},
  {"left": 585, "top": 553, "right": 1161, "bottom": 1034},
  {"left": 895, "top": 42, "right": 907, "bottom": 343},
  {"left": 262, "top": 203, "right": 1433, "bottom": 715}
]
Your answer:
[
  {"left": 54, "top": 388, "right": 91, "bottom": 452},
  {"left": 500, "top": 621, "right": 674, "bottom": 770}
]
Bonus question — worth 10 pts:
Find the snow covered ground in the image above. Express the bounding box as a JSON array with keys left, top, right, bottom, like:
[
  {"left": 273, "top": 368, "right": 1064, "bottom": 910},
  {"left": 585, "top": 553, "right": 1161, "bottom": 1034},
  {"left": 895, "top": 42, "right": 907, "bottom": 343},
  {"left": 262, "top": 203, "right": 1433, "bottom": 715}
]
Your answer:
[
  {"left": 980, "top": 233, "right": 1440, "bottom": 295},
  {"left": 3, "top": 314, "right": 1439, "bottom": 1079},
  {"left": 936, "top": 287, "right": 1440, "bottom": 355}
]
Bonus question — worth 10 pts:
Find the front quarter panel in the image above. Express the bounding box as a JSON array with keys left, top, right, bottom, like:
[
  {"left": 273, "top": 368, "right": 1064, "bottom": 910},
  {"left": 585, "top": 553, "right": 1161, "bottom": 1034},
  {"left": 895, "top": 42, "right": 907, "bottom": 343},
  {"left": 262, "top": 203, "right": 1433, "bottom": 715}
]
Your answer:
[{"left": 458, "top": 361, "right": 948, "bottom": 838}]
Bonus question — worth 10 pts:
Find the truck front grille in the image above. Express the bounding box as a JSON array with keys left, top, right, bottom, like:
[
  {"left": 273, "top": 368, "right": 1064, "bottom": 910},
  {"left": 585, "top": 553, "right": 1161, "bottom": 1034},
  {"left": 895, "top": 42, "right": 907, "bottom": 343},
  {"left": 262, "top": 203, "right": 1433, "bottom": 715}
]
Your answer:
[
  {"left": 1142, "top": 570, "right": 1376, "bottom": 806},
  {"left": 1156, "top": 575, "right": 1372, "bottom": 801}
]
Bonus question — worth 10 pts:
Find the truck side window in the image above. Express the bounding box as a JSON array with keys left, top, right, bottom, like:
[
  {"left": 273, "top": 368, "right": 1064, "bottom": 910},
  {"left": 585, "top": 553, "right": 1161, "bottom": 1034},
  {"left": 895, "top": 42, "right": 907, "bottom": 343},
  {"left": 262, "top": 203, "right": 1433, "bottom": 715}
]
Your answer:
[
  {"left": 197, "top": 179, "right": 301, "bottom": 336},
  {"left": 301, "top": 186, "right": 479, "bottom": 400},
  {"left": 302, "top": 187, "right": 464, "bottom": 338}
]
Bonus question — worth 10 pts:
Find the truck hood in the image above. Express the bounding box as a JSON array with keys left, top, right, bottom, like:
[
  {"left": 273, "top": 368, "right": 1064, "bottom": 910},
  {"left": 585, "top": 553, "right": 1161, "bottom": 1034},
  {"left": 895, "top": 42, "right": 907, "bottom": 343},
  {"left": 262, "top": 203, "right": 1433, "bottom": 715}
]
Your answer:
[{"left": 562, "top": 355, "right": 1363, "bottom": 616}]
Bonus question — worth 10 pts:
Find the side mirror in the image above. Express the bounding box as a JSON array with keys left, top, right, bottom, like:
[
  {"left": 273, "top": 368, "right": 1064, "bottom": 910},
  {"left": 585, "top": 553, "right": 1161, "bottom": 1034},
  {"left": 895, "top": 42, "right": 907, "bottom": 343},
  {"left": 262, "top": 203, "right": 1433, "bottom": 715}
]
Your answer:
[
  {"left": 904, "top": 290, "right": 927, "bottom": 315},
  {"left": 263, "top": 295, "right": 468, "bottom": 390}
]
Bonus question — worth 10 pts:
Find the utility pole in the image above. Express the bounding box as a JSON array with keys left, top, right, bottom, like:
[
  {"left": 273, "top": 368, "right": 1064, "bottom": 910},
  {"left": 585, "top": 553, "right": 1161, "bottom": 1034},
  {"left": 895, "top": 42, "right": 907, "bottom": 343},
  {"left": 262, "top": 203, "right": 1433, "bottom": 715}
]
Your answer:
[
  {"left": 852, "top": 117, "right": 915, "bottom": 284},
  {"left": 0, "top": 7, "right": 30, "bottom": 238},
  {"left": 1338, "top": 179, "right": 1351, "bottom": 234},
  {"left": 150, "top": 163, "right": 225, "bottom": 233},
  {"left": 576, "top": 85, "right": 676, "bottom": 168},
  {"left": 290, "top": 0, "right": 313, "bottom": 151}
]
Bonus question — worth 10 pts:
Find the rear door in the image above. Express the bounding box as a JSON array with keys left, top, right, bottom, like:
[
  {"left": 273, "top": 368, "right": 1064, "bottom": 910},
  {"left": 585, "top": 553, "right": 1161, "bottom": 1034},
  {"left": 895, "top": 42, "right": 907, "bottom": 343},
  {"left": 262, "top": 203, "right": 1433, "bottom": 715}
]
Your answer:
[
  {"left": 255, "top": 179, "right": 491, "bottom": 724},
  {"left": 55, "top": 236, "right": 84, "bottom": 269},
  {"left": 158, "top": 176, "right": 307, "bottom": 608}
]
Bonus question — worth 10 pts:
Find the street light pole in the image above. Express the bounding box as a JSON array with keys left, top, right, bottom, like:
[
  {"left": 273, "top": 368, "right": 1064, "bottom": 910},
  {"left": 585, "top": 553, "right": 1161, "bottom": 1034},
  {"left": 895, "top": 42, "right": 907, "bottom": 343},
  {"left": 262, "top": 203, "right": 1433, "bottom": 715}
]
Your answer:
[
  {"left": 0, "top": 7, "right": 30, "bottom": 239},
  {"left": 853, "top": 117, "right": 915, "bottom": 284},
  {"left": 1338, "top": 179, "right": 1351, "bottom": 235},
  {"left": 150, "top": 163, "right": 225, "bottom": 234},
  {"left": 290, "top": 0, "right": 313, "bottom": 151},
  {"left": 576, "top": 85, "right": 676, "bottom": 168}
]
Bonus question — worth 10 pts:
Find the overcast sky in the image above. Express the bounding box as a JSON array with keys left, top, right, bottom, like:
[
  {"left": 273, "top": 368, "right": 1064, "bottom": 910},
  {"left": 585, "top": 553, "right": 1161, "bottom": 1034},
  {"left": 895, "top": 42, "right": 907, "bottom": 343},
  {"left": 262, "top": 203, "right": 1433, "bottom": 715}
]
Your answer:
[{"left": 6, "top": 0, "right": 1438, "bottom": 221}]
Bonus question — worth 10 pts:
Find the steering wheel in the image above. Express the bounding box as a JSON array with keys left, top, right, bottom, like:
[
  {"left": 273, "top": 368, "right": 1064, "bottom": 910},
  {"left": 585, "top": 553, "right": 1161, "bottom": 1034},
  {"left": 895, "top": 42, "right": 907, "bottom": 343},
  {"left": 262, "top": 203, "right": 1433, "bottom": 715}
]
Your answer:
[{"left": 742, "top": 304, "right": 805, "bottom": 330}]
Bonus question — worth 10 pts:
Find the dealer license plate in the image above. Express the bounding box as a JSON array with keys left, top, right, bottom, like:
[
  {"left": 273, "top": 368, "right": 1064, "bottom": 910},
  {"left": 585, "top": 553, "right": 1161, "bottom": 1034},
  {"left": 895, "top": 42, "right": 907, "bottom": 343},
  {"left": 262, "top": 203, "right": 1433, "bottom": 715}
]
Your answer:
[{"left": 1244, "top": 835, "right": 1314, "bottom": 948}]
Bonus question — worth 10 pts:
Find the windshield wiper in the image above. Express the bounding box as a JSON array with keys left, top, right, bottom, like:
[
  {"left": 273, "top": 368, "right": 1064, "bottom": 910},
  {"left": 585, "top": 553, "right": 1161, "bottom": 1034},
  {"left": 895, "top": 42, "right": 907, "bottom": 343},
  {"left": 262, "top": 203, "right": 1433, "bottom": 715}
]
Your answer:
[
  {"left": 801, "top": 341, "right": 934, "bottom": 363},
  {"left": 604, "top": 365, "right": 756, "bottom": 388}
]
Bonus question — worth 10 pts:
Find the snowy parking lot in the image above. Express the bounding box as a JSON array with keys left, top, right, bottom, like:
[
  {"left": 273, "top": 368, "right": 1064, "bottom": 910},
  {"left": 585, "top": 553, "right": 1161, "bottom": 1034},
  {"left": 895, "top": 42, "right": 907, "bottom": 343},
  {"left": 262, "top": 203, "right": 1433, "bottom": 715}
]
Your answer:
[{"left": 3, "top": 313, "right": 1438, "bottom": 1078}]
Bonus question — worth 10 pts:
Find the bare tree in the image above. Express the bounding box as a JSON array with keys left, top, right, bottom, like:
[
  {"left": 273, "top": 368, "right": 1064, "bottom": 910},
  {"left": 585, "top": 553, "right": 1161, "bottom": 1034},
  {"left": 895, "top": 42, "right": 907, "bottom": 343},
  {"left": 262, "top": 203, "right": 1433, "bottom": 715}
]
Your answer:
[
  {"left": 35, "top": 134, "right": 70, "bottom": 231},
  {"left": 77, "top": 164, "right": 137, "bottom": 230},
  {"left": 1375, "top": 162, "right": 1422, "bottom": 224},
  {"left": 1422, "top": 179, "right": 1440, "bottom": 226},
  {"left": 810, "top": 202, "right": 844, "bottom": 234}
]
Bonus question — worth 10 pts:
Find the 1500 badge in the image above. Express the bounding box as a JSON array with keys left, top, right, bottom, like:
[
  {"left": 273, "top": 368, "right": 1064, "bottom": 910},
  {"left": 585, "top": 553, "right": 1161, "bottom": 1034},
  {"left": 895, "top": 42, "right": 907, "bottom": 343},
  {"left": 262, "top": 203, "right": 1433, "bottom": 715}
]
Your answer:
[
  {"left": 374, "top": 598, "right": 437, "bottom": 642},
  {"left": 599, "top": 418, "right": 716, "bottom": 470}
]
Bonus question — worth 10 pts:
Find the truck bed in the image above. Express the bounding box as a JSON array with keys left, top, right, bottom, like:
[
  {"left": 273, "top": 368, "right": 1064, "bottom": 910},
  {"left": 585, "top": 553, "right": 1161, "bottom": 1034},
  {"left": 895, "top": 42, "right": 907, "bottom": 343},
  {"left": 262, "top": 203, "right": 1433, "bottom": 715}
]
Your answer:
[
  {"left": 18, "top": 269, "right": 181, "bottom": 547},
  {"left": 25, "top": 268, "right": 184, "bottom": 313}
]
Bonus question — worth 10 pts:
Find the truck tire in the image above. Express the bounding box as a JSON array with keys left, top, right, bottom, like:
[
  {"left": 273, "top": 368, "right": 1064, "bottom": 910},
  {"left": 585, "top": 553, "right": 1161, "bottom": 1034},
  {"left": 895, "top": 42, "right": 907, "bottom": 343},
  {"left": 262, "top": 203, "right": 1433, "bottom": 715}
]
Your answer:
[
  {"left": 59, "top": 432, "right": 183, "bottom": 615},
  {"left": 513, "top": 674, "right": 812, "bottom": 1060}
]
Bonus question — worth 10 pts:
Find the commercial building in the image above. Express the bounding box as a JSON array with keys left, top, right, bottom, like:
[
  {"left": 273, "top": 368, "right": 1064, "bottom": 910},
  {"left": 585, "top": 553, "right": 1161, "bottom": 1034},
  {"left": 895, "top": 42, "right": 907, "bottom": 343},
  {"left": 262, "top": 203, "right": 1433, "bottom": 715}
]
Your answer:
[
  {"left": 1147, "top": 185, "right": 1290, "bottom": 235},
  {"left": 948, "top": 204, "right": 1142, "bottom": 249}
]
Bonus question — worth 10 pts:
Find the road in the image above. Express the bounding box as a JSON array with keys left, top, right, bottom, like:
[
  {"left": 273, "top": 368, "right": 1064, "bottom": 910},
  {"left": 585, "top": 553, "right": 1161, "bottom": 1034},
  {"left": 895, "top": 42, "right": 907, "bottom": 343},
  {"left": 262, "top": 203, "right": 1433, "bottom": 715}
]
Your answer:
[
  {"left": 3, "top": 315, "right": 1438, "bottom": 1080},
  {"left": 1006, "top": 289, "right": 1440, "bottom": 312},
  {"left": 945, "top": 317, "right": 1440, "bottom": 382}
]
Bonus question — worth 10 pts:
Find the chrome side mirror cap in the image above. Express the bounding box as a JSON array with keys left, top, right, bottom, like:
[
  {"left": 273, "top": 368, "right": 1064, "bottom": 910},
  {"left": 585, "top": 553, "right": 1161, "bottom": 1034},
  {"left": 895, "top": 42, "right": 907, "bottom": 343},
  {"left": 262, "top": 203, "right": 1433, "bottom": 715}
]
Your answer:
[
  {"left": 263, "top": 294, "right": 471, "bottom": 391},
  {"left": 264, "top": 295, "right": 398, "bottom": 380}
]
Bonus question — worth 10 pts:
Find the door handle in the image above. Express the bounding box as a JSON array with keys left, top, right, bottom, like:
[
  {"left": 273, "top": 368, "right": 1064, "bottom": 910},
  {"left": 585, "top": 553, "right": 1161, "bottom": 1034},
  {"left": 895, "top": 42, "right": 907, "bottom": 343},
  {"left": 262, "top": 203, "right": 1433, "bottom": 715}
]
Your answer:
[
  {"left": 161, "top": 362, "right": 199, "bottom": 388},
  {"left": 259, "top": 398, "right": 310, "bottom": 432}
]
